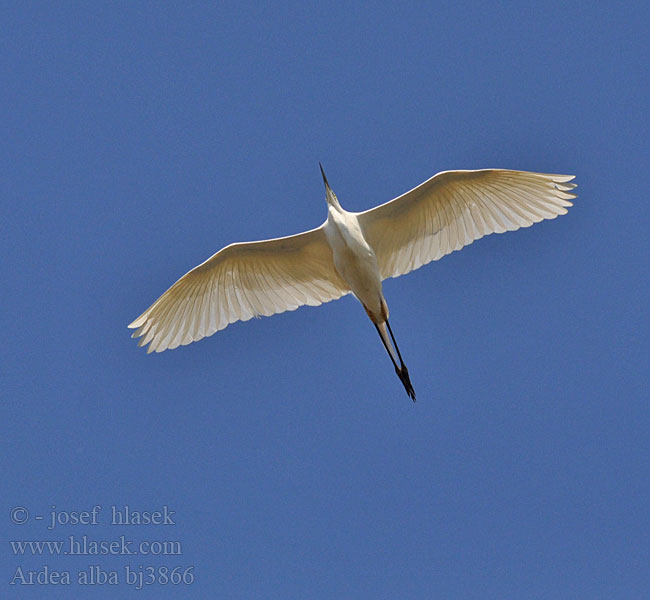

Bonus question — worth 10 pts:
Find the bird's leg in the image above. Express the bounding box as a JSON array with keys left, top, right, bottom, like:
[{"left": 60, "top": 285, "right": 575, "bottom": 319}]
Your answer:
[
  {"left": 374, "top": 323, "right": 400, "bottom": 371},
  {"left": 386, "top": 320, "right": 406, "bottom": 368},
  {"left": 373, "top": 321, "right": 416, "bottom": 402},
  {"left": 386, "top": 320, "right": 416, "bottom": 402}
]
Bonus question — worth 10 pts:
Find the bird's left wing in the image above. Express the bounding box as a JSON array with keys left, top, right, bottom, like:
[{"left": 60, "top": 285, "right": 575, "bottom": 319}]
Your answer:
[
  {"left": 128, "top": 225, "right": 349, "bottom": 353},
  {"left": 357, "top": 169, "right": 576, "bottom": 280}
]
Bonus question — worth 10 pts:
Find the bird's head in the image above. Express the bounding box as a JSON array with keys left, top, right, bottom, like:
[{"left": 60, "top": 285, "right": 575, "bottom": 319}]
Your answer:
[{"left": 319, "top": 163, "right": 341, "bottom": 209}]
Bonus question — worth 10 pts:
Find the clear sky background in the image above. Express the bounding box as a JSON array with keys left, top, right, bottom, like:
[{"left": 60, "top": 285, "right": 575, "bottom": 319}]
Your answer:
[{"left": 2, "top": 2, "right": 648, "bottom": 598}]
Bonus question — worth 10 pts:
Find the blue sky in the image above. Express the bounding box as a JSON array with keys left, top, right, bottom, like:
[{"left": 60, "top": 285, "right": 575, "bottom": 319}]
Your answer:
[{"left": 2, "top": 2, "right": 648, "bottom": 598}]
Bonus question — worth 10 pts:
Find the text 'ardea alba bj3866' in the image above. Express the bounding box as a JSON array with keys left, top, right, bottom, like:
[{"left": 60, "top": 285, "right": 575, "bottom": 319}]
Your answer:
[{"left": 129, "top": 165, "right": 577, "bottom": 401}]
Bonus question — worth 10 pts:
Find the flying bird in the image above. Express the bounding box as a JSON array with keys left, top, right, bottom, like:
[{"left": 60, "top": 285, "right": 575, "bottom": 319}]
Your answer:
[{"left": 129, "top": 166, "right": 576, "bottom": 400}]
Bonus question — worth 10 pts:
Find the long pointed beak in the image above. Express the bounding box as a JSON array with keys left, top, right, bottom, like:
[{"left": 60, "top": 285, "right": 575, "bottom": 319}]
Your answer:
[
  {"left": 319, "top": 162, "right": 340, "bottom": 207},
  {"left": 319, "top": 162, "right": 331, "bottom": 191}
]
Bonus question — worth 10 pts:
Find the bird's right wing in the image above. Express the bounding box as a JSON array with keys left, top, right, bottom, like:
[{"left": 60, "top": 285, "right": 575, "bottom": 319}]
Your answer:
[
  {"left": 358, "top": 169, "right": 577, "bottom": 280},
  {"left": 128, "top": 225, "right": 349, "bottom": 353}
]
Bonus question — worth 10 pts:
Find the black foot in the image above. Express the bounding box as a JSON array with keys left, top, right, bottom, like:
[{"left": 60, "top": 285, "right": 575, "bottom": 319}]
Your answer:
[{"left": 395, "top": 364, "right": 416, "bottom": 402}]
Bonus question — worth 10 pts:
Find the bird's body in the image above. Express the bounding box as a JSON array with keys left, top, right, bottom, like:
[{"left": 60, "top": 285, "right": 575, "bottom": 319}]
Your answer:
[
  {"left": 324, "top": 187, "right": 384, "bottom": 322},
  {"left": 320, "top": 167, "right": 415, "bottom": 397},
  {"left": 129, "top": 166, "right": 577, "bottom": 401}
]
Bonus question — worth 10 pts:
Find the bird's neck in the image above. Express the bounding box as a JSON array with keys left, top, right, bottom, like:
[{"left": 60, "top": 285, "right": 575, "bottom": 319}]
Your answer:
[{"left": 326, "top": 193, "right": 342, "bottom": 211}]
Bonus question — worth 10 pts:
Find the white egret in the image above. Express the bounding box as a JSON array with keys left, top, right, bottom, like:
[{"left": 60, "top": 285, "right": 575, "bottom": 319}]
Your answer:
[{"left": 129, "top": 165, "right": 576, "bottom": 400}]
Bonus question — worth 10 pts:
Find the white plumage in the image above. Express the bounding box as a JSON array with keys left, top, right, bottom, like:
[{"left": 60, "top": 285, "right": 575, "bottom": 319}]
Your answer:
[{"left": 129, "top": 167, "right": 576, "bottom": 400}]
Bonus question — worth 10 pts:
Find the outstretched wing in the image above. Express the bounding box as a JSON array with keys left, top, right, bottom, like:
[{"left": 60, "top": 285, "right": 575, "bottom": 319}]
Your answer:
[
  {"left": 128, "top": 225, "right": 349, "bottom": 353},
  {"left": 358, "top": 169, "right": 576, "bottom": 280}
]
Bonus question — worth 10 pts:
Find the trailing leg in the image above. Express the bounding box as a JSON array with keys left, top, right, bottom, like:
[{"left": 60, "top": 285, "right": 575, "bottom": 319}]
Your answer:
[{"left": 373, "top": 321, "right": 416, "bottom": 401}]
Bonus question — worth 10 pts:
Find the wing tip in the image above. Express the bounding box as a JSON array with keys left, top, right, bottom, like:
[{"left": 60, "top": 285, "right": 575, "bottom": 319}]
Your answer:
[{"left": 128, "top": 315, "right": 146, "bottom": 329}]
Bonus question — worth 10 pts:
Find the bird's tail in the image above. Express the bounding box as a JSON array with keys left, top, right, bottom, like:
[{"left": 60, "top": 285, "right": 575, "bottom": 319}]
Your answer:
[{"left": 375, "top": 321, "right": 416, "bottom": 401}]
